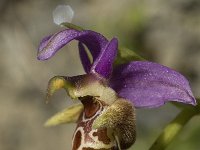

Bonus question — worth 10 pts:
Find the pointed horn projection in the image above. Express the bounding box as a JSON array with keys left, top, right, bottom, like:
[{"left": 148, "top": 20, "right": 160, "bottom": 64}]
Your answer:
[{"left": 46, "top": 76, "right": 75, "bottom": 103}]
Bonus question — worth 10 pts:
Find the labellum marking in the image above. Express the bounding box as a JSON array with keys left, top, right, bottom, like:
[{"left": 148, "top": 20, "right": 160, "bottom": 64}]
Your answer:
[{"left": 72, "top": 96, "right": 118, "bottom": 150}]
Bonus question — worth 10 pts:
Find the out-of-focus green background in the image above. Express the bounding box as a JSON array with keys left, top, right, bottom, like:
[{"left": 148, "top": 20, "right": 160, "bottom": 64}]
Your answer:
[{"left": 0, "top": 0, "right": 200, "bottom": 149}]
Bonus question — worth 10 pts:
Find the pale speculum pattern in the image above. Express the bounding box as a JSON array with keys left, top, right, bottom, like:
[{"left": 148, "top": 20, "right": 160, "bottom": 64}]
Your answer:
[{"left": 72, "top": 96, "right": 118, "bottom": 150}]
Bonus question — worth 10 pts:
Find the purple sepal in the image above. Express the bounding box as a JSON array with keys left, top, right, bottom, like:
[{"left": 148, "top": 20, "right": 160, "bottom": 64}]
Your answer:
[
  {"left": 78, "top": 42, "right": 91, "bottom": 73},
  {"left": 38, "top": 35, "right": 52, "bottom": 52},
  {"left": 38, "top": 29, "right": 108, "bottom": 63},
  {"left": 38, "top": 29, "right": 118, "bottom": 79},
  {"left": 91, "top": 38, "right": 118, "bottom": 79},
  {"left": 110, "top": 61, "right": 196, "bottom": 108}
]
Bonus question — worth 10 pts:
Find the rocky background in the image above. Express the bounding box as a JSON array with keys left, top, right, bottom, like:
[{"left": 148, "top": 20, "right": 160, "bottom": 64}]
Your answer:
[{"left": 0, "top": 0, "right": 200, "bottom": 149}]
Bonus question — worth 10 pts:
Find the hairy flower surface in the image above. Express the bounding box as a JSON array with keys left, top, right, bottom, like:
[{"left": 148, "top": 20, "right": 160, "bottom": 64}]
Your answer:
[{"left": 38, "top": 28, "right": 196, "bottom": 150}]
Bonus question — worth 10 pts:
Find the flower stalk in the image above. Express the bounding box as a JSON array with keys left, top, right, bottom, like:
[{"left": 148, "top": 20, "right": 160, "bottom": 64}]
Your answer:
[
  {"left": 61, "top": 22, "right": 84, "bottom": 31},
  {"left": 150, "top": 99, "right": 200, "bottom": 150}
]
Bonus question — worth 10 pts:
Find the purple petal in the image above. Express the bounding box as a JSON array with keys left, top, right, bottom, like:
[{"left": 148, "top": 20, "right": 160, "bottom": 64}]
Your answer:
[
  {"left": 91, "top": 38, "right": 118, "bottom": 79},
  {"left": 38, "top": 29, "right": 108, "bottom": 63},
  {"left": 78, "top": 42, "right": 91, "bottom": 73},
  {"left": 109, "top": 61, "right": 196, "bottom": 108}
]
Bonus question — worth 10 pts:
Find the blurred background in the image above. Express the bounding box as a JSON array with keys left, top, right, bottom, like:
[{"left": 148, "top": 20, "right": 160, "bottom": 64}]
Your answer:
[{"left": 0, "top": 0, "right": 200, "bottom": 149}]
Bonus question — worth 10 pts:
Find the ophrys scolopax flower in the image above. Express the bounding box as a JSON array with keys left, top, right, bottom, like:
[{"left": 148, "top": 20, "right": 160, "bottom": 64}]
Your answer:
[{"left": 37, "top": 27, "right": 196, "bottom": 150}]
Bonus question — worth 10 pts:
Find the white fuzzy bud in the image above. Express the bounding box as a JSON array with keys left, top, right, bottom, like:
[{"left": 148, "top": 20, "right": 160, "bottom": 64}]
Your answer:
[{"left": 53, "top": 5, "right": 74, "bottom": 25}]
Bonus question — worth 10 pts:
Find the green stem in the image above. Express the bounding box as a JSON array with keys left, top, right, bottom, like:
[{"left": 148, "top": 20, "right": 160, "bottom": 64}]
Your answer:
[
  {"left": 149, "top": 106, "right": 199, "bottom": 150},
  {"left": 60, "top": 22, "right": 84, "bottom": 31}
]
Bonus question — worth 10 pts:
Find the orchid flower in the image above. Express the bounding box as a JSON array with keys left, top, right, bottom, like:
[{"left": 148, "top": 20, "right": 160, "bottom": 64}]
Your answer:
[{"left": 37, "top": 27, "right": 196, "bottom": 150}]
